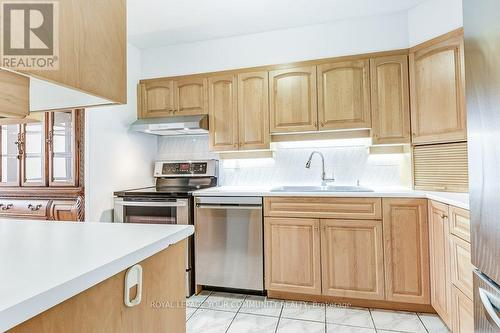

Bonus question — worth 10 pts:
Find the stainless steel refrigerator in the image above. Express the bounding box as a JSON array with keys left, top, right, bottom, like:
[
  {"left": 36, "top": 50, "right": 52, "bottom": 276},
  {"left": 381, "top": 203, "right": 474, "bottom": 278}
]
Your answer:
[{"left": 463, "top": 0, "right": 500, "bottom": 331}]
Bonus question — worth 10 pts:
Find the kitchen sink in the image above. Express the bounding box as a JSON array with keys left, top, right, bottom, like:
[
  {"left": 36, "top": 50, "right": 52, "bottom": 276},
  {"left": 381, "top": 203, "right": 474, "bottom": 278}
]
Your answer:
[{"left": 270, "top": 185, "right": 374, "bottom": 192}]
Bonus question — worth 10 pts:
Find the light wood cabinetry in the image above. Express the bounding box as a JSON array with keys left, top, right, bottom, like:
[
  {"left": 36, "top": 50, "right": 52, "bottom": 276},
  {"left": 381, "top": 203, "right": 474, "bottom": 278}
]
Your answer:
[
  {"left": 382, "top": 199, "right": 430, "bottom": 304},
  {"left": 409, "top": 32, "right": 467, "bottom": 144},
  {"left": 237, "top": 71, "right": 270, "bottom": 150},
  {"left": 264, "top": 197, "right": 381, "bottom": 220},
  {"left": 0, "top": 69, "right": 29, "bottom": 119},
  {"left": 370, "top": 55, "right": 411, "bottom": 144},
  {"left": 207, "top": 75, "right": 239, "bottom": 151},
  {"left": 317, "top": 60, "right": 371, "bottom": 131},
  {"left": 320, "top": 219, "right": 385, "bottom": 300},
  {"left": 450, "top": 234, "right": 474, "bottom": 300},
  {"left": 451, "top": 286, "right": 474, "bottom": 333},
  {"left": 428, "top": 200, "right": 452, "bottom": 326},
  {"left": 269, "top": 66, "right": 318, "bottom": 133},
  {"left": 9, "top": 241, "right": 186, "bottom": 333},
  {"left": 449, "top": 206, "right": 470, "bottom": 242},
  {"left": 264, "top": 217, "right": 321, "bottom": 295},
  {"left": 138, "top": 80, "right": 175, "bottom": 118},
  {"left": 139, "top": 78, "right": 207, "bottom": 118},
  {"left": 175, "top": 77, "right": 208, "bottom": 116}
]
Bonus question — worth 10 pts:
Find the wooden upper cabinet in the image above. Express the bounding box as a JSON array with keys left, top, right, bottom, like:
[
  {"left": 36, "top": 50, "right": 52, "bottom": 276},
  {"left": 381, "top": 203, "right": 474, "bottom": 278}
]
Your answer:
[
  {"left": 321, "top": 219, "right": 385, "bottom": 300},
  {"left": 0, "top": 70, "right": 29, "bottom": 119},
  {"left": 409, "top": 33, "right": 467, "bottom": 144},
  {"left": 382, "top": 199, "right": 430, "bottom": 304},
  {"left": 269, "top": 66, "right": 318, "bottom": 133},
  {"left": 317, "top": 60, "right": 371, "bottom": 131},
  {"left": 208, "top": 75, "right": 238, "bottom": 151},
  {"left": 370, "top": 55, "right": 411, "bottom": 144},
  {"left": 428, "top": 200, "right": 452, "bottom": 327},
  {"left": 174, "top": 77, "right": 207, "bottom": 116},
  {"left": 138, "top": 80, "right": 175, "bottom": 118},
  {"left": 237, "top": 71, "right": 270, "bottom": 150},
  {"left": 264, "top": 217, "right": 321, "bottom": 295}
]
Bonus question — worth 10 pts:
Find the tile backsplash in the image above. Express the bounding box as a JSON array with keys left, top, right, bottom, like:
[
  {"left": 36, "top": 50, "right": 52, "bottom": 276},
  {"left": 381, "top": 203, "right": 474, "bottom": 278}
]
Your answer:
[{"left": 157, "top": 136, "right": 411, "bottom": 187}]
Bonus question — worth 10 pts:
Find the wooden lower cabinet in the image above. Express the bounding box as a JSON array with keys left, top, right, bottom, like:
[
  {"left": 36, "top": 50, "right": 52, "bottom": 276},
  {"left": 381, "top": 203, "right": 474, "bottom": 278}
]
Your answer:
[
  {"left": 0, "top": 197, "right": 82, "bottom": 221},
  {"left": 382, "top": 199, "right": 430, "bottom": 304},
  {"left": 451, "top": 286, "right": 474, "bottom": 333},
  {"left": 320, "top": 219, "right": 385, "bottom": 300},
  {"left": 428, "top": 200, "right": 452, "bottom": 327},
  {"left": 264, "top": 217, "right": 321, "bottom": 295},
  {"left": 450, "top": 234, "right": 474, "bottom": 299},
  {"left": 9, "top": 240, "right": 186, "bottom": 333}
]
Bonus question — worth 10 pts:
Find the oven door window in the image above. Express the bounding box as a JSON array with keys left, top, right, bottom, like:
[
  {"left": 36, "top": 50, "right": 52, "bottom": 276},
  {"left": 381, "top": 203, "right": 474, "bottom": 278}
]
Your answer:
[{"left": 124, "top": 205, "right": 178, "bottom": 224}]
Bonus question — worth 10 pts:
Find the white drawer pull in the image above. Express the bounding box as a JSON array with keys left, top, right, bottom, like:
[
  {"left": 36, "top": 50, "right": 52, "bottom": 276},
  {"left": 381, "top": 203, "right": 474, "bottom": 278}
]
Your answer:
[{"left": 124, "top": 264, "right": 143, "bottom": 307}]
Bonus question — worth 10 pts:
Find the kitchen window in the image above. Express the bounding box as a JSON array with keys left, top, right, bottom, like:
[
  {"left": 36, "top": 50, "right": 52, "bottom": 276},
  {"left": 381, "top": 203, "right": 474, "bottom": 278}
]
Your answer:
[{"left": 0, "top": 109, "right": 83, "bottom": 188}]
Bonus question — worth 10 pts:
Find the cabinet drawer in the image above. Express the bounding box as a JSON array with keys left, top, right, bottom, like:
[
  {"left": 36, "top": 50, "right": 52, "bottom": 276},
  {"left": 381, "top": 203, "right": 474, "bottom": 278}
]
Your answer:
[
  {"left": 449, "top": 206, "right": 470, "bottom": 242},
  {"left": 450, "top": 235, "right": 474, "bottom": 299},
  {"left": 0, "top": 199, "right": 49, "bottom": 218},
  {"left": 264, "top": 197, "right": 382, "bottom": 219}
]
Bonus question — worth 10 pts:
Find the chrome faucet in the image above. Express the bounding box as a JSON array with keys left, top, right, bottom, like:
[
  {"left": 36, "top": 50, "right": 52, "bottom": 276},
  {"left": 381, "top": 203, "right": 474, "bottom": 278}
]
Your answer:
[{"left": 305, "top": 151, "right": 335, "bottom": 186}]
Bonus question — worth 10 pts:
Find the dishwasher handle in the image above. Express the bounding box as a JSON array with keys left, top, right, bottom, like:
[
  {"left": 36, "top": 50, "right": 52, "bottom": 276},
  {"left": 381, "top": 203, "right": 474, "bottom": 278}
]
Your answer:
[{"left": 196, "top": 203, "right": 262, "bottom": 210}]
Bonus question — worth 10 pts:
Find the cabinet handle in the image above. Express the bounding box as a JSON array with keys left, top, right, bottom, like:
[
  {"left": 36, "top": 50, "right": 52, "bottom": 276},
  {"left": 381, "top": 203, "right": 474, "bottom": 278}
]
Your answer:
[
  {"left": 124, "top": 264, "right": 143, "bottom": 307},
  {"left": 1, "top": 204, "right": 13, "bottom": 210},
  {"left": 28, "top": 204, "right": 42, "bottom": 211},
  {"left": 441, "top": 214, "right": 448, "bottom": 219}
]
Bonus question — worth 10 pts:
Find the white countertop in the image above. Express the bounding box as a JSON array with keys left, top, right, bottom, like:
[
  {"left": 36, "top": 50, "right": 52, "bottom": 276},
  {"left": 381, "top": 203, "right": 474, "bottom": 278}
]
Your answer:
[
  {"left": 193, "top": 186, "right": 469, "bottom": 210},
  {"left": 0, "top": 220, "right": 194, "bottom": 332}
]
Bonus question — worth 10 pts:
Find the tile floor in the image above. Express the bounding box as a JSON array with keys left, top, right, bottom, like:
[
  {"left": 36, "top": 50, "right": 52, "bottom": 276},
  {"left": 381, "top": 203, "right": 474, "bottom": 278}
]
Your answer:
[{"left": 186, "top": 291, "right": 450, "bottom": 333}]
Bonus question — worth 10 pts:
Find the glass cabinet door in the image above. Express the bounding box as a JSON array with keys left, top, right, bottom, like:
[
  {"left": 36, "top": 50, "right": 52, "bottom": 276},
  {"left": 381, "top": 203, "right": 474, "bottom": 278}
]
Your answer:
[
  {"left": 0, "top": 125, "right": 21, "bottom": 186},
  {"left": 21, "top": 113, "right": 46, "bottom": 186},
  {"left": 48, "top": 110, "right": 78, "bottom": 186}
]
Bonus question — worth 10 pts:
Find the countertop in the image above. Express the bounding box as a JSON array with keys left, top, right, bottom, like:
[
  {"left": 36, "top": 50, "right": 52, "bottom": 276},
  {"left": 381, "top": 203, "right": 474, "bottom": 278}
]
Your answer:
[
  {"left": 193, "top": 186, "right": 469, "bottom": 210},
  {"left": 0, "top": 220, "right": 194, "bottom": 332}
]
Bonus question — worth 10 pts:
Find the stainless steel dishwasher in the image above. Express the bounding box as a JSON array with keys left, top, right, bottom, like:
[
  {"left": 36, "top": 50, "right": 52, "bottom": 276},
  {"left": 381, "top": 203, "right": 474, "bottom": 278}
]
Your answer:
[{"left": 194, "top": 196, "right": 263, "bottom": 291}]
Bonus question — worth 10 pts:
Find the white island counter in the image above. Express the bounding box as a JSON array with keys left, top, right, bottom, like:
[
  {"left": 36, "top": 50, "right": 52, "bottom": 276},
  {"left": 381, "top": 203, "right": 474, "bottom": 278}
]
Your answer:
[{"left": 0, "top": 220, "right": 193, "bottom": 332}]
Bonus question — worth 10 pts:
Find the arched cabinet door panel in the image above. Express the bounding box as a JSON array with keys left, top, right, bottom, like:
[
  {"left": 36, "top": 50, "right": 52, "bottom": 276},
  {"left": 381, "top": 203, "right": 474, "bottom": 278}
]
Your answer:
[
  {"left": 317, "top": 60, "right": 371, "bottom": 131},
  {"left": 269, "top": 66, "right": 318, "bottom": 133}
]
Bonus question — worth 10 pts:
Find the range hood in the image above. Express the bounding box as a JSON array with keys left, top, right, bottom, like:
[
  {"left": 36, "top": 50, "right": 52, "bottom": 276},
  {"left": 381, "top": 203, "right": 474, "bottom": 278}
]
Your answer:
[{"left": 130, "top": 115, "right": 209, "bottom": 136}]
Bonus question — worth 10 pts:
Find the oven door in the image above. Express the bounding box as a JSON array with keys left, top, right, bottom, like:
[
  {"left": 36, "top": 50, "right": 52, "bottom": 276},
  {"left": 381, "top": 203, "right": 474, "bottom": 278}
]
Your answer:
[
  {"left": 113, "top": 198, "right": 189, "bottom": 225},
  {"left": 113, "top": 197, "right": 194, "bottom": 297}
]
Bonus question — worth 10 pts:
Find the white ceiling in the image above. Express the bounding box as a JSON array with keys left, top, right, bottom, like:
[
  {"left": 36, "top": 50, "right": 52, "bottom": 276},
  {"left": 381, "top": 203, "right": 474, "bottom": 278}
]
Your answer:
[{"left": 127, "top": 0, "right": 426, "bottom": 49}]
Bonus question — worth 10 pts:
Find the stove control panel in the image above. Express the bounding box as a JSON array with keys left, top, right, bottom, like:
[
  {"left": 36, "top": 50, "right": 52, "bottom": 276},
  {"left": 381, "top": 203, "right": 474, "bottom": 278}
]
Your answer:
[
  {"left": 162, "top": 162, "right": 207, "bottom": 175},
  {"left": 154, "top": 160, "right": 218, "bottom": 177}
]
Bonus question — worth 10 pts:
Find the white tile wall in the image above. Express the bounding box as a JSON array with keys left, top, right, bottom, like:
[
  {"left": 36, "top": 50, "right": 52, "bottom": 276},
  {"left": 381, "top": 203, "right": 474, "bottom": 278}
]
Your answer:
[{"left": 157, "top": 136, "right": 411, "bottom": 187}]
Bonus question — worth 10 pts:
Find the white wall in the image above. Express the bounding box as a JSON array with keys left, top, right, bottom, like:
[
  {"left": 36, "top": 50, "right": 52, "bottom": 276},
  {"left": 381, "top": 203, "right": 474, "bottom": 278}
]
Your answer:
[
  {"left": 408, "top": 0, "right": 463, "bottom": 46},
  {"left": 141, "top": 11, "right": 409, "bottom": 78},
  {"left": 85, "top": 44, "right": 157, "bottom": 222}
]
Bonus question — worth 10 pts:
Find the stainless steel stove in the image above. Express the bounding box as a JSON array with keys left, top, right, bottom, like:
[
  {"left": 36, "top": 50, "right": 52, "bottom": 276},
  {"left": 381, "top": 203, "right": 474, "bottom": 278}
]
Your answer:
[{"left": 113, "top": 159, "right": 218, "bottom": 297}]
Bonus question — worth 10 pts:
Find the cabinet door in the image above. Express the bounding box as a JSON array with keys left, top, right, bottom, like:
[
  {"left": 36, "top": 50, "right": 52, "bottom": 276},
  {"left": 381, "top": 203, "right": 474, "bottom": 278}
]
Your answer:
[
  {"left": 138, "top": 80, "right": 175, "bottom": 118},
  {"left": 48, "top": 110, "right": 79, "bottom": 187},
  {"left": 370, "top": 55, "right": 411, "bottom": 144},
  {"left": 317, "top": 60, "right": 371, "bottom": 131},
  {"left": 208, "top": 75, "right": 238, "bottom": 151},
  {"left": 428, "top": 200, "right": 452, "bottom": 327},
  {"left": 269, "top": 66, "right": 318, "bottom": 133},
  {"left": 237, "top": 71, "right": 270, "bottom": 150},
  {"left": 382, "top": 199, "right": 430, "bottom": 304},
  {"left": 49, "top": 199, "right": 81, "bottom": 221},
  {"left": 451, "top": 286, "right": 474, "bottom": 333},
  {"left": 174, "top": 77, "right": 207, "bottom": 116},
  {"left": 409, "top": 34, "right": 467, "bottom": 144},
  {"left": 450, "top": 234, "right": 474, "bottom": 299},
  {"left": 320, "top": 219, "right": 385, "bottom": 300},
  {"left": 0, "top": 124, "right": 21, "bottom": 186},
  {"left": 264, "top": 217, "right": 321, "bottom": 295},
  {"left": 21, "top": 112, "right": 47, "bottom": 187}
]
